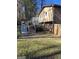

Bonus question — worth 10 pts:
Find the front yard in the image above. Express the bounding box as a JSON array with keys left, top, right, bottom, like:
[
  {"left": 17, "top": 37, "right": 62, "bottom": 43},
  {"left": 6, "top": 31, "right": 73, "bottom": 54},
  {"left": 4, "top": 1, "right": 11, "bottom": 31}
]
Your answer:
[{"left": 17, "top": 38, "right": 61, "bottom": 58}]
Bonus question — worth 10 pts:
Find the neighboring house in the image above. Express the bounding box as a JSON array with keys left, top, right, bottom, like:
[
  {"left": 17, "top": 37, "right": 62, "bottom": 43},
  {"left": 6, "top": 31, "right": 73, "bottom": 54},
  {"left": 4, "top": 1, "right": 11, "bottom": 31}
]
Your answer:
[{"left": 38, "top": 4, "right": 61, "bottom": 37}]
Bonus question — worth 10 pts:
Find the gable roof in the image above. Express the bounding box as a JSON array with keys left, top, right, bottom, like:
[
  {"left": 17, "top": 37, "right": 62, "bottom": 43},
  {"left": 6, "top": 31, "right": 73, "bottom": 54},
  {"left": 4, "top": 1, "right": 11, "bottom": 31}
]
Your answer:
[{"left": 38, "top": 4, "right": 61, "bottom": 15}]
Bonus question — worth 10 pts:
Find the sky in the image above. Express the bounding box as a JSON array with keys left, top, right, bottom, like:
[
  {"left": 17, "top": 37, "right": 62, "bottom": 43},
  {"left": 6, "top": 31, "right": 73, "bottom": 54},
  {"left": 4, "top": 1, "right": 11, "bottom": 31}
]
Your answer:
[{"left": 36, "top": 0, "right": 61, "bottom": 12}]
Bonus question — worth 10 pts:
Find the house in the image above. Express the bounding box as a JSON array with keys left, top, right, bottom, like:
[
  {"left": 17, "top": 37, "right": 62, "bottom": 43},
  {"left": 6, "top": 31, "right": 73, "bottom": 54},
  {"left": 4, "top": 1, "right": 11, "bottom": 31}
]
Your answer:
[{"left": 38, "top": 4, "right": 61, "bottom": 37}]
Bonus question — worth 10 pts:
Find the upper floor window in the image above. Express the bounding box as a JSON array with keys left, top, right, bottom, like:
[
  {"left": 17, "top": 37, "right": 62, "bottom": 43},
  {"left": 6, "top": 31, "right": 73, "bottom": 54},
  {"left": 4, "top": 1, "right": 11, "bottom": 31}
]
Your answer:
[{"left": 45, "top": 12, "right": 48, "bottom": 16}]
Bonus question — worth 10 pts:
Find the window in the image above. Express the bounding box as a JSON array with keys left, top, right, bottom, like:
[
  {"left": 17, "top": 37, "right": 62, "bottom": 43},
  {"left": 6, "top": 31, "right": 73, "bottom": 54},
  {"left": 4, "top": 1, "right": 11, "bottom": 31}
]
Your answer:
[{"left": 45, "top": 12, "right": 48, "bottom": 16}]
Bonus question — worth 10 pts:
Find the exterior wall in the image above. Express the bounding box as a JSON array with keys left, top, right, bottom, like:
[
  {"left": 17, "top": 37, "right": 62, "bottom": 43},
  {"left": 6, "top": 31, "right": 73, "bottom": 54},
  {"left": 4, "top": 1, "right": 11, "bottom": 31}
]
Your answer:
[
  {"left": 53, "top": 7, "right": 61, "bottom": 24},
  {"left": 39, "top": 7, "right": 53, "bottom": 23},
  {"left": 53, "top": 24, "right": 61, "bottom": 37},
  {"left": 53, "top": 6, "right": 61, "bottom": 37}
]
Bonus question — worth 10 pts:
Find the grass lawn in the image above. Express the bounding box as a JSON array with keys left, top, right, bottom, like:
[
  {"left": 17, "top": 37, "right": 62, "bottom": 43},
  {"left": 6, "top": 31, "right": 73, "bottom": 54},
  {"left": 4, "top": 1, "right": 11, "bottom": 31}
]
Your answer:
[{"left": 17, "top": 38, "right": 61, "bottom": 58}]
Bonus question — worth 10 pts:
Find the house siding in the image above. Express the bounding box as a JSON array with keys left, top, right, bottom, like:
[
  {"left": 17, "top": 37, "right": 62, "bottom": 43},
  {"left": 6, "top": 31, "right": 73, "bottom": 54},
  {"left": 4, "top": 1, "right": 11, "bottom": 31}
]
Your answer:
[
  {"left": 39, "top": 7, "right": 53, "bottom": 23},
  {"left": 38, "top": 5, "right": 61, "bottom": 37}
]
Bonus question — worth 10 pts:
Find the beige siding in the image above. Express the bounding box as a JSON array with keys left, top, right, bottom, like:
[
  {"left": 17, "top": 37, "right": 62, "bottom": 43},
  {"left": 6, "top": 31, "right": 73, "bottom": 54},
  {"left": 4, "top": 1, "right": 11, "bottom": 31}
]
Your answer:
[
  {"left": 39, "top": 7, "right": 53, "bottom": 23},
  {"left": 53, "top": 24, "right": 61, "bottom": 37}
]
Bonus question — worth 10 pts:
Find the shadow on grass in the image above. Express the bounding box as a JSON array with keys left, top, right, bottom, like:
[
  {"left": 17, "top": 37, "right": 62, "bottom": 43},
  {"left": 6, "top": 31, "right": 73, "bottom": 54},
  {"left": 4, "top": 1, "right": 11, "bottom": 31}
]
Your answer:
[
  {"left": 17, "top": 33, "right": 61, "bottom": 39},
  {"left": 18, "top": 36, "right": 61, "bottom": 39},
  {"left": 25, "top": 45, "right": 61, "bottom": 59},
  {"left": 30, "top": 51, "right": 61, "bottom": 59}
]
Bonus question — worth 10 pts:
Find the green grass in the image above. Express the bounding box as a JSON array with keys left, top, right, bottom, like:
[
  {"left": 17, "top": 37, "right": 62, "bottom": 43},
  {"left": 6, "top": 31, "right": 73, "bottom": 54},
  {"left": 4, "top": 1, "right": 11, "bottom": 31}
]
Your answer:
[{"left": 17, "top": 38, "right": 61, "bottom": 58}]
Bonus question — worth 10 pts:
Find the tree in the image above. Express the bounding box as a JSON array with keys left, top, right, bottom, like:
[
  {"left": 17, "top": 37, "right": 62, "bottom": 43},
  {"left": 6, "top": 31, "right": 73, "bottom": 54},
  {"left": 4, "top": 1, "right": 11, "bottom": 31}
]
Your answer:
[{"left": 22, "top": 0, "right": 36, "bottom": 20}]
